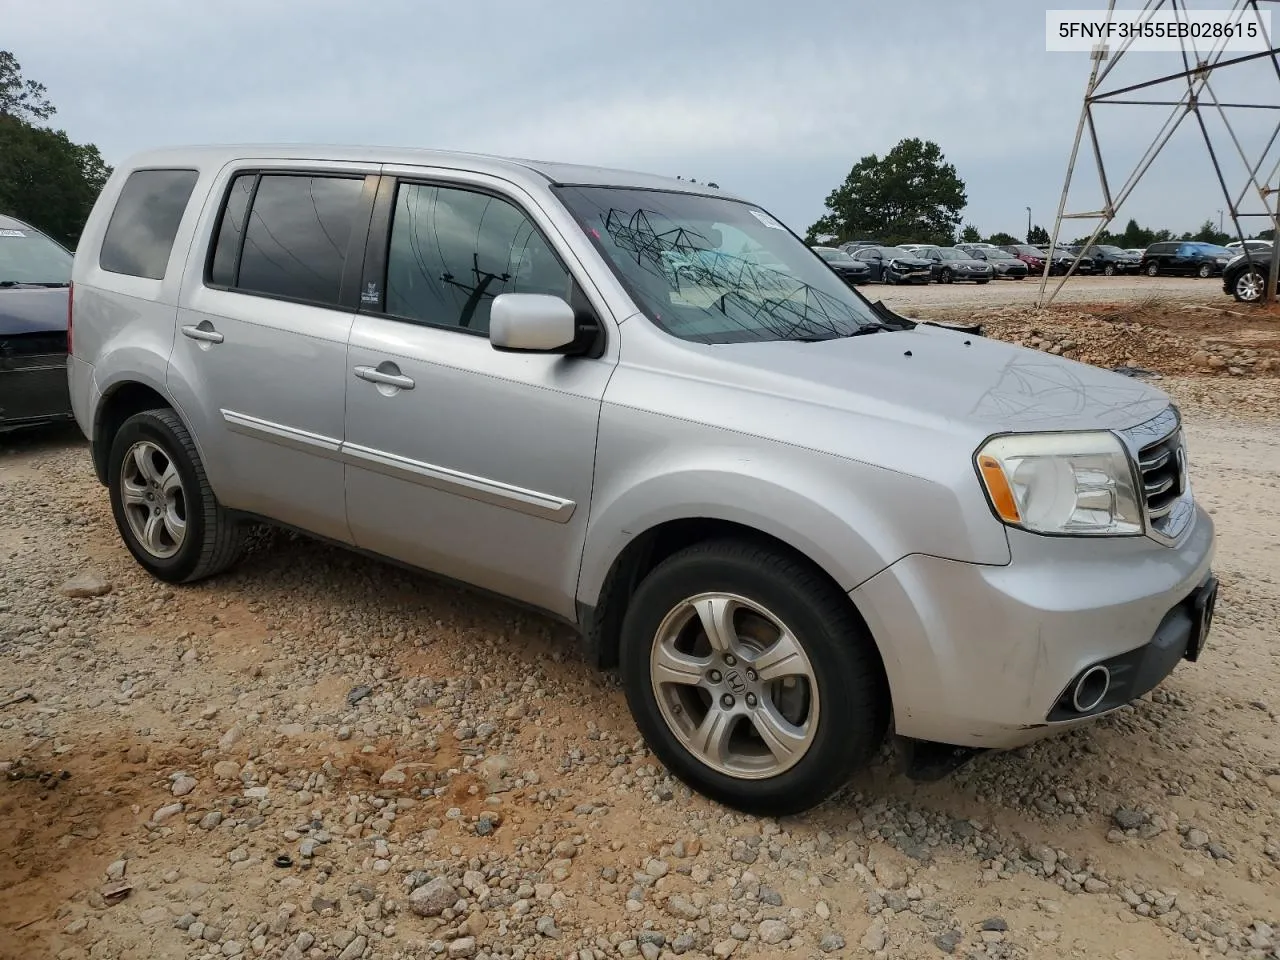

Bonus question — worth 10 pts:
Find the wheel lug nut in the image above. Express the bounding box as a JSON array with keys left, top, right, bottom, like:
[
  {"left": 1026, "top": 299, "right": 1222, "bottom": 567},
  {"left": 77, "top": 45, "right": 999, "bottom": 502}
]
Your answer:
[
  {"left": 745, "top": 693, "right": 758, "bottom": 707},
  {"left": 720, "top": 694, "right": 735, "bottom": 709},
  {"left": 708, "top": 670, "right": 722, "bottom": 683},
  {"left": 746, "top": 669, "right": 758, "bottom": 682},
  {"left": 724, "top": 655, "right": 737, "bottom": 667}
]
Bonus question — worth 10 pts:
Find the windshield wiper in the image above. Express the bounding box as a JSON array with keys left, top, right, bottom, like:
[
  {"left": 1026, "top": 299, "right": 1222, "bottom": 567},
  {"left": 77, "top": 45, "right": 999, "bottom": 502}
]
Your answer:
[{"left": 792, "top": 322, "right": 892, "bottom": 342}]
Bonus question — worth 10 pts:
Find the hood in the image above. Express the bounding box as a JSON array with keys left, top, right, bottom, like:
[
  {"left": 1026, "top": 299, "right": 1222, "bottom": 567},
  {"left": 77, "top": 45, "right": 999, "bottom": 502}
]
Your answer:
[
  {"left": 0, "top": 286, "right": 69, "bottom": 335},
  {"left": 712, "top": 324, "right": 1171, "bottom": 437},
  {"left": 887, "top": 256, "right": 932, "bottom": 267}
]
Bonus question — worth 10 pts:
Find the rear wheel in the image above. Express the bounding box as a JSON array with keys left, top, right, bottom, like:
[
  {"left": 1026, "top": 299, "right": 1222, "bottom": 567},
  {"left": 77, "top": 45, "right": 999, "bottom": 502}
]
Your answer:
[
  {"left": 1145, "top": 262, "right": 1159, "bottom": 277},
  {"left": 107, "top": 409, "right": 247, "bottom": 583},
  {"left": 1197, "top": 262, "right": 1213, "bottom": 279},
  {"left": 619, "top": 539, "right": 889, "bottom": 815}
]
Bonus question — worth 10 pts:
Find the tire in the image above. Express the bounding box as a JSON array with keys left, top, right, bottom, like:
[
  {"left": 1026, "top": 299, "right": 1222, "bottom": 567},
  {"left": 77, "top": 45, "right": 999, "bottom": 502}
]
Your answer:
[
  {"left": 976, "top": 278, "right": 989, "bottom": 285},
  {"left": 619, "top": 539, "right": 889, "bottom": 816},
  {"left": 1145, "top": 263, "right": 1159, "bottom": 277},
  {"left": 1014, "top": 275, "right": 1025, "bottom": 280},
  {"left": 940, "top": 269, "right": 953, "bottom": 284},
  {"left": 1197, "top": 262, "right": 1213, "bottom": 279},
  {"left": 1232, "top": 268, "right": 1266, "bottom": 303},
  {"left": 1103, "top": 264, "right": 1116, "bottom": 277},
  {"left": 107, "top": 408, "right": 247, "bottom": 584}
]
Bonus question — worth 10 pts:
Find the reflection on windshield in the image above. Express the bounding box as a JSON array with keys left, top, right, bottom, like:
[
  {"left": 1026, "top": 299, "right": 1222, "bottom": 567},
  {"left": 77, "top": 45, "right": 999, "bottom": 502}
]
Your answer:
[
  {"left": 0, "top": 230, "right": 73, "bottom": 285},
  {"left": 554, "top": 186, "right": 890, "bottom": 343}
]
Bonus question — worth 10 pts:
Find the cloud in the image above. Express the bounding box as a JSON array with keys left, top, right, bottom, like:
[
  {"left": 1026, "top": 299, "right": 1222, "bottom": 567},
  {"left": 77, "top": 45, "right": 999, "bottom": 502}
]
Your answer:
[{"left": 4, "top": 0, "right": 1277, "bottom": 238}]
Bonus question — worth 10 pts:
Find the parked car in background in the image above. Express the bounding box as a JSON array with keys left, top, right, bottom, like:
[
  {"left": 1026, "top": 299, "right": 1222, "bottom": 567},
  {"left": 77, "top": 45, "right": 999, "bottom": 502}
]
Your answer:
[
  {"left": 0, "top": 214, "right": 74, "bottom": 432},
  {"left": 1141, "top": 241, "right": 1234, "bottom": 278},
  {"left": 1002, "top": 244, "right": 1049, "bottom": 274},
  {"left": 956, "top": 244, "right": 1030, "bottom": 279},
  {"left": 838, "top": 240, "right": 882, "bottom": 254},
  {"left": 1124, "top": 248, "right": 1146, "bottom": 259},
  {"left": 811, "top": 245, "right": 871, "bottom": 285},
  {"left": 1225, "top": 239, "right": 1271, "bottom": 253},
  {"left": 68, "top": 143, "right": 1217, "bottom": 815},
  {"left": 1221, "top": 247, "right": 1277, "bottom": 302},
  {"left": 912, "top": 246, "right": 994, "bottom": 283},
  {"left": 1083, "top": 244, "right": 1142, "bottom": 276},
  {"left": 1043, "top": 246, "right": 1095, "bottom": 275},
  {"left": 850, "top": 245, "right": 933, "bottom": 284}
]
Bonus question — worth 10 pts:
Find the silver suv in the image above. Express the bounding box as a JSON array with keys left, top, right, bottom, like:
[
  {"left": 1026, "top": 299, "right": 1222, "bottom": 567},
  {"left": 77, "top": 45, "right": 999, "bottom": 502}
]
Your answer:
[{"left": 68, "top": 146, "right": 1217, "bottom": 814}]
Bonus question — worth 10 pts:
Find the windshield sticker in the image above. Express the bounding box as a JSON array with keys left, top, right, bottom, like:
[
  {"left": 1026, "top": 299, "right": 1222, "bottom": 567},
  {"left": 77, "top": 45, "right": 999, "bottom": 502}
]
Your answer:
[
  {"left": 747, "top": 210, "right": 786, "bottom": 231},
  {"left": 0, "top": 229, "right": 26, "bottom": 238}
]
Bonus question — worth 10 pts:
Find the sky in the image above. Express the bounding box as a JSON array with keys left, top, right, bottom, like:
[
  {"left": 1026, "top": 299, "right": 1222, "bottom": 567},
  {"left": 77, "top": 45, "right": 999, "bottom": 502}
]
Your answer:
[{"left": 5, "top": 0, "right": 1280, "bottom": 241}]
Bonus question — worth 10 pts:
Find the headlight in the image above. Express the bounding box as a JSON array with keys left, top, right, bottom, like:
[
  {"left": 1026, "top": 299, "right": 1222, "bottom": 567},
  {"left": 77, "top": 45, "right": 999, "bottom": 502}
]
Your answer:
[{"left": 975, "top": 432, "right": 1142, "bottom": 536}]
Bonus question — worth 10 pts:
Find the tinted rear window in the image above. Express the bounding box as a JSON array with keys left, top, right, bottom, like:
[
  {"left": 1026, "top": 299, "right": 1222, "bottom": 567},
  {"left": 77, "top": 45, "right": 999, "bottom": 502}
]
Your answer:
[
  {"left": 99, "top": 169, "right": 199, "bottom": 280},
  {"left": 233, "top": 174, "right": 365, "bottom": 306}
]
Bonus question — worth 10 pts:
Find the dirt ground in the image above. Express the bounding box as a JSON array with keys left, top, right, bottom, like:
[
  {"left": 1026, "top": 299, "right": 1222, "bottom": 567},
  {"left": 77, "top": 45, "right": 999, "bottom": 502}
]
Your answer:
[{"left": 1, "top": 291, "right": 1279, "bottom": 960}]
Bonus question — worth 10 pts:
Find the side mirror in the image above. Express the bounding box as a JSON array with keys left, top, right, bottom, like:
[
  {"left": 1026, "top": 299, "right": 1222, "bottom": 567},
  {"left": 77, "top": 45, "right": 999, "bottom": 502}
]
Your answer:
[{"left": 490, "top": 294, "right": 578, "bottom": 353}]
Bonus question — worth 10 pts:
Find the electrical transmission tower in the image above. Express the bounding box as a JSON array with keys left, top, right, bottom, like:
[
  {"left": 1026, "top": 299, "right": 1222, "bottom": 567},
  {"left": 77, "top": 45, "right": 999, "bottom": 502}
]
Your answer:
[{"left": 1039, "top": 0, "right": 1280, "bottom": 306}]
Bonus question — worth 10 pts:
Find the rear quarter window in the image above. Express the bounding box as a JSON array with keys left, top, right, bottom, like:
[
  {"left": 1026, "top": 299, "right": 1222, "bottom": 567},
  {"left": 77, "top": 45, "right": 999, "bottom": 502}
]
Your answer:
[{"left": 98, "top": 169, "right": 200, "bottom": 280}]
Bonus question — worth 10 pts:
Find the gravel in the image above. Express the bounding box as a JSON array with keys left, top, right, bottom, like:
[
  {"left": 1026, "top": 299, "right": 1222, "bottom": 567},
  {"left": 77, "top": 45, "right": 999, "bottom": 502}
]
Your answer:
[{"left": 2, "top": 330, "right": 1279, "bottom": 960}]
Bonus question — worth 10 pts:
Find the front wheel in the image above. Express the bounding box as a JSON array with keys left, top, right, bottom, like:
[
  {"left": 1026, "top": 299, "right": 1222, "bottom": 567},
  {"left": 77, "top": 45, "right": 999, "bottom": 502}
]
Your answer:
[
  {"left": 619, "top": 540, "right": 889, "bottom": 816},
  {"left": 1103, "top": 264, "right": 1116, "bottom": 276},
  {"left": 1145, "top": 263, "right": 1159, "bottom": 277},
  {"left": 940, "top": 268, "right": 953, "bottom": 284},
  {"left": 108, "top": 408, "right": 247, "bottom": 583},
  {"left": 1233, "top": 268, "right": 1266, "bottom": 303}
]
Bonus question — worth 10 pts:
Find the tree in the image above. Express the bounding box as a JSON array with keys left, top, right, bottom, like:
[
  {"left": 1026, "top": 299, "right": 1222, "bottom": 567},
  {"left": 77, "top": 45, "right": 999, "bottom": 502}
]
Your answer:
[
  {"left": 958, "top": 223, "right": 982, "bottom": 244},
  {"left": 0, "top": 51, "right": 110, "bottom": 248},
  {"left": 0, "top": 51, "right": 53, "bottom": 122},
  {"left": 1027, "top": 224, "right": 1050, "bottom": 245},
  {"left": 985, "top": 231, "right": 1018, "bottom": 246},
  {"left": 806, "top": 138, "right": 967, "bottom": 246}
]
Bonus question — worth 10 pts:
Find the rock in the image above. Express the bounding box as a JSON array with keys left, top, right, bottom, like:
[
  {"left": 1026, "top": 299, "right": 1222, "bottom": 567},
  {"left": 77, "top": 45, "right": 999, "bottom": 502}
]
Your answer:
[
  {"left": 672, "top": 933, "right": 697, "bottom": 954},
  {"left": 105, "top": 859, "right": 126, "bottom": 881},
  {"left": 712, "top": 938, "right": 738, "bottom": 958},
  {"left": 1208, "top": 355, "right": 1227, "bottom": 370},
  {"left": 1186, "top": 828, "right": 1210, "bottom": 848},
  {"left": 218, "top": 726, "right": 244, "bottom": 751},
  {"left": 757, "top": 919, "right": 791, "bottom": 945},
  {"left": 981, "top": 918, "right": 1008, "bottom": 932},
  {"left": 407, "top": 876, "right": 455, "bottom": 917},
  {"left": 140, "top": 906, "right": 169, "bottom": 925},
  {"left": 58, "top": 571, "right": 111, "bottom": 598},
  {"left": 151, "top": 802, "right": 183, "bottom": 825},
  {"left": 934, "top": 929, "right": 962, "bottom": 954},
  {"left": 644, "top": 858, "right": 669, "bottom": 879},
  {"left": 1084, "top": 877, "right": 1110, "bottom": 893},
  {"left": 665, "top": 895, "right": 701, "bottom": 921},
  {"left": 212, "top": 761, "right": 241, "bottom": 780},
  {"left": 1112, "top": 808, "right": 1147, "bottom": 831},
  {"left": 872, "top": 858, "right": 908, "bottom": 890},
  {"left": 221, "top": 942, "right": 243, "bottom": 957},
  {"left": 861, "top": 919, "right": 888, "bottom": 952},
  {"left": 1265, "top": 775, "right": 1280, "bottom": 795},
  {"left": 171, "top": 775, "right": 197, "bottom": 797},
  {"left": 447, "top": 937, "right": 477, "bottom": 958},
  {"left": 758, "top": 886, "right": 783, "bottom": 906},
  {"left": 199, "top": 811, "right": 222, "bottom": 830},
  {"left": 379, "top": 767, "right": 407, "bottom": 785},
  {"left": 820, "top": 932, "right": 846, "bottom": 953},
  {"left": 347, "top": 685, "right": 372, "bottom": 705},
  {"left": 536, "top": 915, "right": 559, "bottom": 938}
]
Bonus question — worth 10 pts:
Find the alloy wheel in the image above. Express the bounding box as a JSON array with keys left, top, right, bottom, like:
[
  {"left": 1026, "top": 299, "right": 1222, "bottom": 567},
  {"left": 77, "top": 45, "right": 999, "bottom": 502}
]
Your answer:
[
  {"left": 120, "top": 440, "right": 187, "bottom": 559},
  {"left": 1235, "top": 269, "right": 1264, "bottom": 302},
  {"left": 649, "top": 593, "right": 819, "bottom": 779}
]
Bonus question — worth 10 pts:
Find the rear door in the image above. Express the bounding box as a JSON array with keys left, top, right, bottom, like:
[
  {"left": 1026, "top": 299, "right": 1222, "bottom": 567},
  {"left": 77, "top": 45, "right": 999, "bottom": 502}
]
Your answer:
[
  {"left": 341, "top": 171, "right": 616, "bottom": 618},
  {"left": 170, "top": 162, "right": 379, "bottom": 542}
]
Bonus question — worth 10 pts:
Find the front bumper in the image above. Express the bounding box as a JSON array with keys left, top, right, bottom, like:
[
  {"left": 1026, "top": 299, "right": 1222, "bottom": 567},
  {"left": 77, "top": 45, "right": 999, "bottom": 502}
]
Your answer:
[
  {"left": 0, "top": 350, "right": 73, "bottom": 431},
  {"left": 851, "top": 505, "right": 1216, "bottom": 749}
]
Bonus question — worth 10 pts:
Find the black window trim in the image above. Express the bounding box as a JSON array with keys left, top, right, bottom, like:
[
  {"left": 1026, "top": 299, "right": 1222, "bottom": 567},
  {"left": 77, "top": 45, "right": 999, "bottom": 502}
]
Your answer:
[
  {"left": 359, "top": 174, "right": 604, "bottom": 351},
  {"left": 98, "top": 166, "right": 201, "bottom": 281},
  {"left": 201, "top": 167, "right": 379, "bottom": 313}
]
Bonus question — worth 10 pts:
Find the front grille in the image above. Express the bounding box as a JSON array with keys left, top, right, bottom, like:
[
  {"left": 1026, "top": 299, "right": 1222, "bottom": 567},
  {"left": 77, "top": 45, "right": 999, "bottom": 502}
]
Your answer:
[{"left": 1137, "top": 427, "right": 1186, "bottom": 533}]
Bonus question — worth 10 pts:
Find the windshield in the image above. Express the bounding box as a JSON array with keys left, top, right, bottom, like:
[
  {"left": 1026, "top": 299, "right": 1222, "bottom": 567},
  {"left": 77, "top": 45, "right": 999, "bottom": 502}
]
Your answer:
[
  {"left": 0, "top": 225, "right": 72, "bottom": 285},
  {"left": 1010, "top": 245, "right": 1041, "bottom": 255},
  {"left": 553, "top": 186, "right": 886, "bottom": 343},
  {"left": 936, "top": 248, "right": 967, "bottom": 261},
  {"left": 983, "top": 249, "right": 1016, "bottom": 260},
  {"left": 1092, "top": 245, "right": 1124, "bottom": 255}
]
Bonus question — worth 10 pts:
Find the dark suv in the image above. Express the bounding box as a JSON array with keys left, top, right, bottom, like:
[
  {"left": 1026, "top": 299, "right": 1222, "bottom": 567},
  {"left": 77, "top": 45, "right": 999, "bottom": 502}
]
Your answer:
[
  {"left": 1141, "top": 241, "right": 1235, "bottom": 278},
  {"left": 1083, "top": 244, "right": 1142, "bottom": 276}
]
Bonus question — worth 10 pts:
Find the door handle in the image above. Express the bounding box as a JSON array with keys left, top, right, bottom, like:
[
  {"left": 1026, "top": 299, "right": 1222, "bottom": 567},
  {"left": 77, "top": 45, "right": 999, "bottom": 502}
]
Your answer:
[
  {"left": 181, "top": 324, "right": 224, "bottom": 344},
  {"left": 354, "top": 365, "right": 415, "bottom": 390}
]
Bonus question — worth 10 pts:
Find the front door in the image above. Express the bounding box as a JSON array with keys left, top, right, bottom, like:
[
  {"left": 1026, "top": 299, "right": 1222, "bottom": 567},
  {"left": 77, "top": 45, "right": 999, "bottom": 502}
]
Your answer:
[
  {"left": 342, "top": 175, "right": 614, "bottom": 618},
  {"left": 171, "top": 165, "right": 378, "bottom": 542}
]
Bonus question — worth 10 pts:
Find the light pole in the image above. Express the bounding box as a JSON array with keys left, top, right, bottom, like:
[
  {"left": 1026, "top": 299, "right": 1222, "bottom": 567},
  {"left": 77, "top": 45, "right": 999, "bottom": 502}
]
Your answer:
[
  {"left": 1026, "top": 206, "right": 1032, "bottom": 242},
  {"left": 1218, "top": 209, "right": 1224, "bottom": 235}
]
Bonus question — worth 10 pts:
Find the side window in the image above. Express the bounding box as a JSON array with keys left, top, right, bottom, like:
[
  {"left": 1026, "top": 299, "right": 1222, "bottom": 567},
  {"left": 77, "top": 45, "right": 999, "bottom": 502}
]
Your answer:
[
  {"left": 208, "top": 174, "right": 254, "bottom": 287},
  {"left": 384, "top": 183, "right": 571, "bottom": 334},
  {"left": 233, "top": 174, "right": 365, "bottom": 306},
  {"left": 99, "top": 169, "right": 199, "bottom": 279}
]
